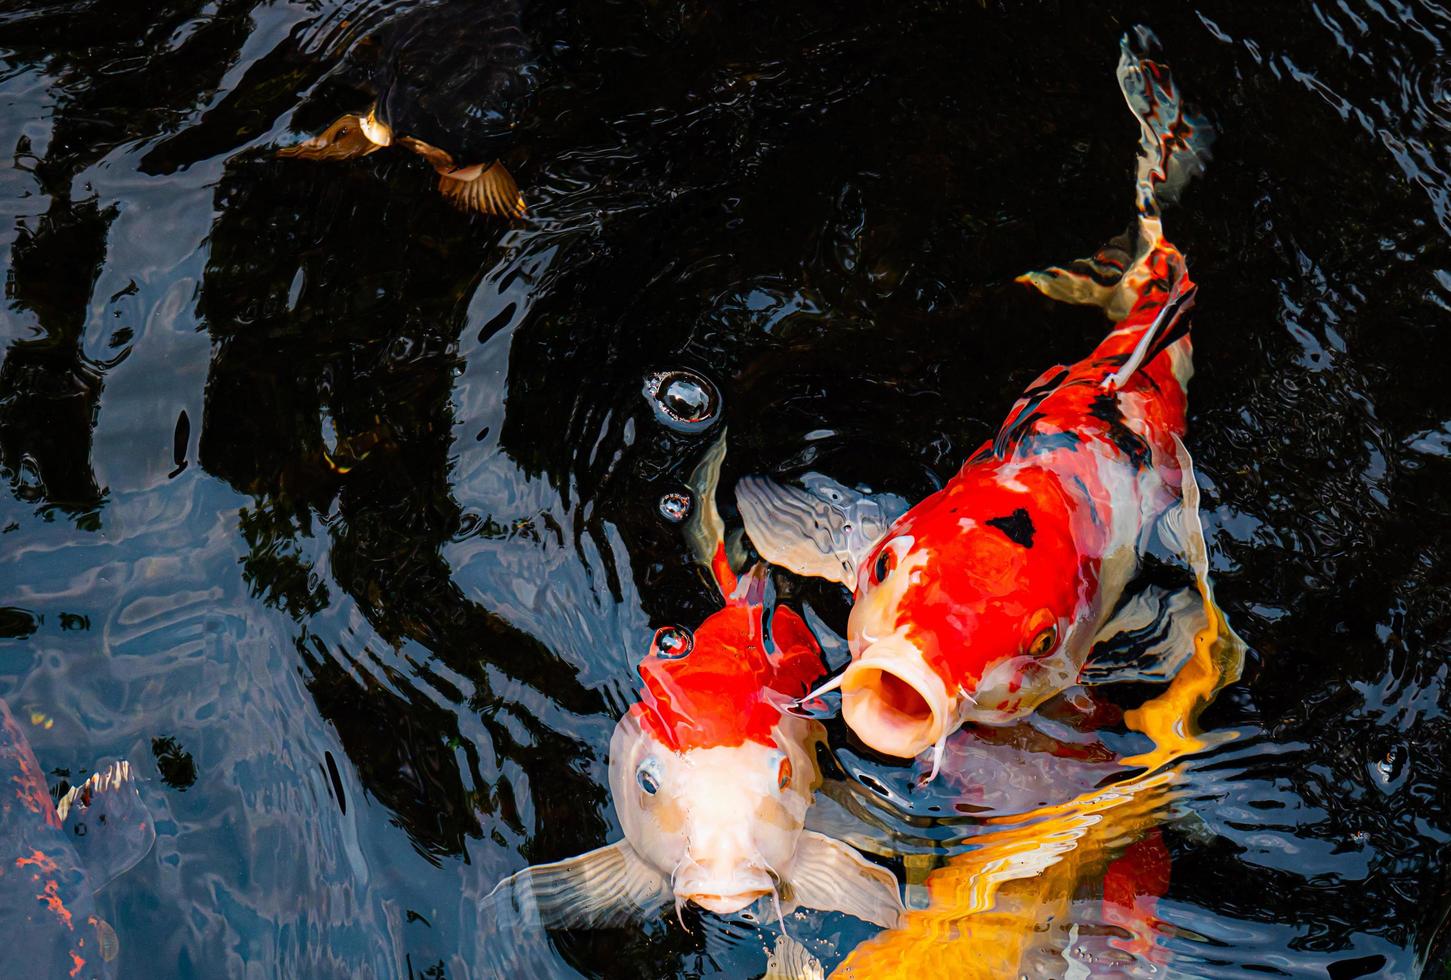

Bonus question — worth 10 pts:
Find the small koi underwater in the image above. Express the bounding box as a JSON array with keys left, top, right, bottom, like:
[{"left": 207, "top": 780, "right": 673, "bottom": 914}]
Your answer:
[{"left": 0, "top": 700, "right": 155, "bottom": 980}]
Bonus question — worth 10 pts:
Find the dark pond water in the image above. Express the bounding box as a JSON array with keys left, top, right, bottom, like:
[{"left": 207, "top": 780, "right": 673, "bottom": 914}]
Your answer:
[{"left": 1, "top": 1, "right": 1449, "bottom": 977}]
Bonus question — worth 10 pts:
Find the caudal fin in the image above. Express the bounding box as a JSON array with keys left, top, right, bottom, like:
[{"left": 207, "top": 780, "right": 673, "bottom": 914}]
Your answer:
[
  {"left": 1019, "top": 26, "right": 1212, "bottom": 323},
  {"left": 1118, "top": 25, "right": 1215, "bottom": 220}
]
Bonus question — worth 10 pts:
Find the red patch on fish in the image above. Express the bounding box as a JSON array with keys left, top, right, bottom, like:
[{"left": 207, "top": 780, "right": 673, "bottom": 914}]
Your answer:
[
  {"left": 634, "top": 589, "right": 823, "bottom": 753},
  {"left": 39, "top": 876, "right": 74, "bottom": 929},
  {"left": 1102, "top": 828, "right": 1171, "bottom": 965},
  {"left": 4, "top": 707, "right": 63, "bottom": 826},
  {"left": 17, "top": 848, "right": 59, "bottom": 873}
]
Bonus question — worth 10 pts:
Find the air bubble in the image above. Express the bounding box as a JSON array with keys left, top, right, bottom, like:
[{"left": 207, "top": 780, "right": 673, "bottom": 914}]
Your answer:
[
  {"left": 643, "top": 369, "right": 720, "bottom": 432},
  {"left": 659, "top": 493, "right": 692, "bottom": 522},
  {"left": 652, "top": 625, "right": 693, "bottom": 660},
  {"left": 1370, "top": 743, "right": 1409, "bottom": 793}
]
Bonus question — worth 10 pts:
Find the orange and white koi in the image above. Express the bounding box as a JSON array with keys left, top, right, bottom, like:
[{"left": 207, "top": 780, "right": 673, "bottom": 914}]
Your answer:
[
  {"left": 739, "top": 30, "right": 1216, "bottom": 769},
  {"left": 489, "top": 434, "right": 902, "bottom": 931}
]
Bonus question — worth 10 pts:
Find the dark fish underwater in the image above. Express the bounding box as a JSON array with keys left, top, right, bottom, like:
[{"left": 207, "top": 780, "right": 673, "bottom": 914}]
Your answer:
[{"left": 279, "top": 0, "right": 537, "bottom": 216}]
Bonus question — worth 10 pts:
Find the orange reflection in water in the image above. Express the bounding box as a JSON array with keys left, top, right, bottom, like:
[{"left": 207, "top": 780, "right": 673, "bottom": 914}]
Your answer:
[{"left": 833, "top": 589, "right": 1244, "bottom": 979}]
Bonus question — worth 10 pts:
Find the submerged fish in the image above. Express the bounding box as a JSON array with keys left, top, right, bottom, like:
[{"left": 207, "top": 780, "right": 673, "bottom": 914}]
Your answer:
[
  {"left": 739, "top": 29, "right": 1216, "bottom": 766},
  {"left": 488, "top": 433, "right": 903, "bottom": 931},
  {"left": 0, "top": 698, "right": 155, "bottom": 980},
  {"left": 279, "top": 0, "right": 535, "bottom": 216}
]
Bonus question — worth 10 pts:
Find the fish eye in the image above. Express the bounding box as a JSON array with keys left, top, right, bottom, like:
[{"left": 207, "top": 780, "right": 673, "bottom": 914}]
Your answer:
[
  {"left": 776, "top": 756, "right": 792, "bottom": 791},
  {"left": 636, "top": 757, "right": 663, "bottom": 796},
  {"left": 871, "top": 546, "right": 896, "bottom": 586},
  {"left": 1027, "top": 623, "right": 1059, "bottom": 658}
]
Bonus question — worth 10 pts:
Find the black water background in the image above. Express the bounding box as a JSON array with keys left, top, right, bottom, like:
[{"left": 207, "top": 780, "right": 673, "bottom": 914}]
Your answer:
[{"left": 1, "top": 0, "right": 1449, "bottom": 976}]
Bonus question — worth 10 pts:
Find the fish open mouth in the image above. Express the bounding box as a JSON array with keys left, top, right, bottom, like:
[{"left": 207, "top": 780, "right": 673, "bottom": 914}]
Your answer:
[
  {"left": 841, "top": 637, "right": 953, "bottom": 759},
  {"left": 686, "top": 890, "right": 772, "bottom": 915}
]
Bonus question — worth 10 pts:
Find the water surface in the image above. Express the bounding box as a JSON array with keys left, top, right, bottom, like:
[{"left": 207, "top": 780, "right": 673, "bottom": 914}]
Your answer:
[{"left": 1, "top": 1, "right": 1449, "bottom": 976}]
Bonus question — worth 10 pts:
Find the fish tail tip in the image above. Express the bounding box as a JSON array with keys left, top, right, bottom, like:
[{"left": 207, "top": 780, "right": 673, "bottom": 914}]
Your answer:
[{"left": 439, "top": 161, "right": 527, "bottom": 219}]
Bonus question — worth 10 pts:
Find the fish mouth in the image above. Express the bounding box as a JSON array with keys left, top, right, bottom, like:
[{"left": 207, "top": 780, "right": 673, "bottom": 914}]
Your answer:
[
  {"left": 685, "top": 890, "right": 772, "bottom": 915},
  {"left": 841, "top": 636, "right": 954, "bottom": 759}
]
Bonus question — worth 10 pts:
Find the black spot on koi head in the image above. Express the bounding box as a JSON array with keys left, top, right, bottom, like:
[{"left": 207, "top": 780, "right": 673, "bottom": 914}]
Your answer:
[{"left": 986, "top": 508, "right": 1036, "bottom": 548}]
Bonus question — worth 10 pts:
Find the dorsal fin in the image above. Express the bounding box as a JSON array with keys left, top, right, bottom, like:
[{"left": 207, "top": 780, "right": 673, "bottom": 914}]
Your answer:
[
  {"left": 683, "top": 429, "right": 737, "bottom": 598},
  {"left": 57, "top": 760, "right": 155, "bottom": 891}
]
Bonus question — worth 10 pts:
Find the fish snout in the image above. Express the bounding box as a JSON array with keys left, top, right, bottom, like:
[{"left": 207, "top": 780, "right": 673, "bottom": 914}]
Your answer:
[
  {"left": 841, "top": 635, "right": 956, "bottom": 759},
  {"left": 684, "top": 889, "right": 774, "bottom": 916},
  {"left": 674, "top": 860, "right": 775, "bottom": 916}
]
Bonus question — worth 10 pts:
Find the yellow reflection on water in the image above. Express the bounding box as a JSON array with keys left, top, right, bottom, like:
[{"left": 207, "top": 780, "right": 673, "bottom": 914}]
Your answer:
[{"left": 833, "top": 584, "right": 1244, "bottom": 978}]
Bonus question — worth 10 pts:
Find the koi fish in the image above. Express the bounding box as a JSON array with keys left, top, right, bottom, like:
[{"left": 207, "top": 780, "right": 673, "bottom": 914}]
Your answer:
[
  {"left": 278, "top": 0, "right": 534, "bottom": 216},
  {"left": 0, "top": 698, "right": 155, "bottom": 980},
  {"left": 488, "top": 433, "right": 903, "bottom": 931},
  {"left": 738, "top": 29, "right": 1216, "bottom": 767}
]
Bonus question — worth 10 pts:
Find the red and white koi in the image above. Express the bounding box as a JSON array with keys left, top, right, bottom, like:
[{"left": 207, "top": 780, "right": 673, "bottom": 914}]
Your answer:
[
  {"left": 490, "top": 434, "right": 902, "bottom": 931},
  {"left": 739, "top": 32, "right": 1216, "bottom": 770}
]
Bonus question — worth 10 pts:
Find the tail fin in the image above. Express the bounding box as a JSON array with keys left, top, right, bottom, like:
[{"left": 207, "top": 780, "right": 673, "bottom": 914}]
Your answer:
[
  {"left": 1019, "top": 27, "right": 1212, "bottom": 325},
  {"left": 1118, "top": 25, "right": 1214, "bottom": 220}
]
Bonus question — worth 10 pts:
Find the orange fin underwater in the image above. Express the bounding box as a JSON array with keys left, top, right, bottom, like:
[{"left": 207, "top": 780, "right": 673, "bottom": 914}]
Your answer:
[
  {"left": 437, "top": 160, "right": 526, "bottom": 218},
  {"left": 276, "top": 113, "right": 385, "bottom": 161}
]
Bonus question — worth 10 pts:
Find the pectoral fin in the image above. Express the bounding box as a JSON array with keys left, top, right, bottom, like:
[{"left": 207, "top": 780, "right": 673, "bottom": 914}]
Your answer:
[
  {"left": 1157, "top": 434, "right": 1209, "bottom": 583},
  {"left": 1017, "top": 229, "right": 1145, "bottom": 322},
  {"left": 763, "top": 934, "right": 825, "bottom": 980},
  {"left": 784, "top": 831, "right": 903, "bottom": 929},
  {"left": 736, "top": 474, "right": 907, "bottom": 588},
  {"left": 436, "top": 159, "right": 527, "bottom": 218},
  {"left": 57, "top": 760, "right": 155, "bottom": 891},
  {"left": 1085, "top": 436, "right": 1213, "bottom": 686},
  {"left": 486, "top": 840, "right": 670, "bottom": 929},
  {"left": 277, "top": 113, "right": 386, "bottom": 161}
]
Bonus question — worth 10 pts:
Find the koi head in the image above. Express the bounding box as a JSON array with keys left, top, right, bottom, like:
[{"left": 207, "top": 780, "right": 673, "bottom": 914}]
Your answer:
[
  {"left": 838, "top": 477, "right": 1086, "bottom": 759},
  {"left": 611, "top": 708, "right": 820, "bottom": 916},
  {"left": 612, "top": 594, "right": 827, "bottom": 917}
]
